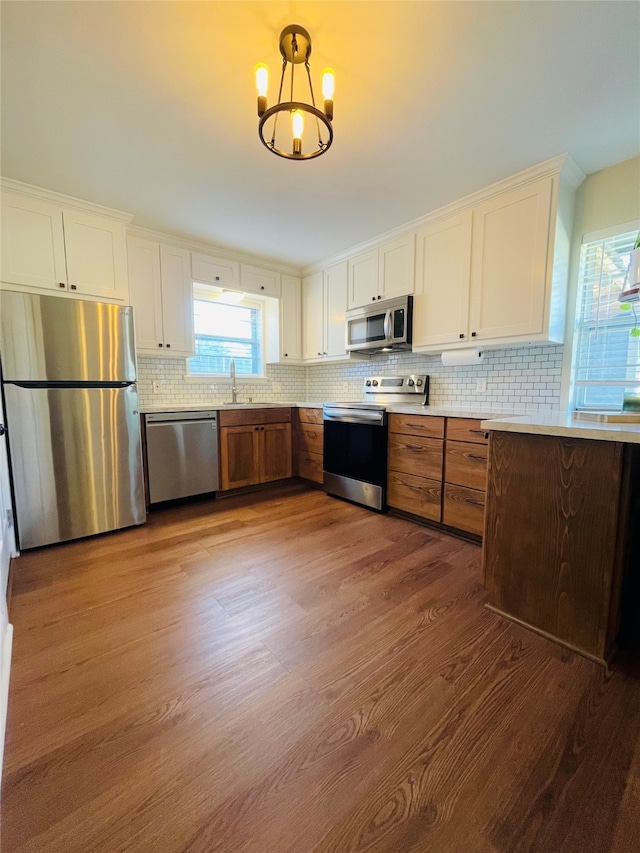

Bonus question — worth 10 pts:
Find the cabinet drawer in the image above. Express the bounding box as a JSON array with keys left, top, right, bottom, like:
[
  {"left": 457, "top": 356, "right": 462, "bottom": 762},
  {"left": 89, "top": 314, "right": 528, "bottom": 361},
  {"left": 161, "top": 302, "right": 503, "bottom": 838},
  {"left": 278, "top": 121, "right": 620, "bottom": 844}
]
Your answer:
[
  {"left": 297, "top": 451, "right": 323, "bottom": 485},
  {"left": 445, "top": 418, "right": 488, "bottom": 444},
  {"left": 388, "top": 434, "right": 443, "bottom": 481},
  {"left": 219, "top": 407, "right": 292, "bottom": 427},
  {"left": 387, "top": 471, "right": 441, "bottom": 522},
  {"left": 442, "top": 484, "right": 485, "bottom": 536},
  {"left": 298, "top": 407, "right": 323, "bottom": 425},
  {"left": 388, "top": 413, "right": 445, "bottom": 439},
  {"left": 298, "top": 423, "right": 323, "bottom": 455},
  {"left": 444, "top": 440, "right": 488, "bottom": 491}
]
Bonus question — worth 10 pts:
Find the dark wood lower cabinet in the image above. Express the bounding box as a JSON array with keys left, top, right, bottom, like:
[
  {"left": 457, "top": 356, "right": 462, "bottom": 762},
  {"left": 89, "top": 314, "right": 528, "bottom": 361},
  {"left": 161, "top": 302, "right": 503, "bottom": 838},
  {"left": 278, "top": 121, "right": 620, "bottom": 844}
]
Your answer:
[
  {"left": 483, "top": 431, "right": 635, "bottom": 663},
  {"left": 387, "top": 470, "right": 441, "bottom": 521},
  {"left": 442, "top": 483, "right": 485, "bottom": 535},
  {"left": 219, "top": 409, "right": 292, "bottom": 491}
]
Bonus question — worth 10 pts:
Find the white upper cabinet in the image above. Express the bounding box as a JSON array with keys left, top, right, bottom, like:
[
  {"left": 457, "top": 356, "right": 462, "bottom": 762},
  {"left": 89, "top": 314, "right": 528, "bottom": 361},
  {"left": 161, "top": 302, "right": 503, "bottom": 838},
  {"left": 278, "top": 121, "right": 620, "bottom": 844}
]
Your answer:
[
  {"left": 348, "top": 249, "right": 378, "bottom": 308},
  {"left": 412, "top": 159, "right": 583, "bottom": 352},
  {"left": 468, "top": 178, "right": 552, "bottom": 341},
  {"left": 1, "top": 189, "right": 129, "bottom": 301},
  {"left": 191, "top": 252, "right": 239, "bottom": 288},
  {"left": 414, "top": 212, "right": 473, "bottom": 349},
  {"left": 127, "top": 236, "right": 193, "bottom": 358},
  {"left": 302, "top": 271, "right": 325, "bottom": 361},
  {"left": 0, "top": 195, "right": 67, "bottom": 291},
  {"left": 324, "top": 261, "right": 349, "bottom": 358},
  {"left": 240, "top": 264, "right": 281, "bottom": 298},
  {"left": 347, "top": 234, "right": 415, "bottom": 309},
  {"left": 378, "top": 234, "right": 415, "bottom": 301},
  {"left": 279, "top": 275, "right": 302, "bottom": 362},
  {"left": 62, "top": 210, "right": 128, "bottom": 301}
]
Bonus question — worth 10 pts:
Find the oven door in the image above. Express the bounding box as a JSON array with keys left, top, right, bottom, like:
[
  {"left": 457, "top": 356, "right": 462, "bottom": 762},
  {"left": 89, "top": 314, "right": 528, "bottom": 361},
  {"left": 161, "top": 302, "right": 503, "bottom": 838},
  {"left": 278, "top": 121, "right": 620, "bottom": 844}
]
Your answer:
[{"left": 323, "top": 407, "right": 388, "bottom": 510}]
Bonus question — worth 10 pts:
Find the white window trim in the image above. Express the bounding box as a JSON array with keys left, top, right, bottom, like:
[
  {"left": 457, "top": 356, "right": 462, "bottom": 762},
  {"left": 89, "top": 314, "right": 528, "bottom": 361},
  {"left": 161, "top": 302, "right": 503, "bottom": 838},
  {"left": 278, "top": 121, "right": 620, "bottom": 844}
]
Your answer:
[{"left": 561, "top": 219, "right": 640, "bottom": 411}]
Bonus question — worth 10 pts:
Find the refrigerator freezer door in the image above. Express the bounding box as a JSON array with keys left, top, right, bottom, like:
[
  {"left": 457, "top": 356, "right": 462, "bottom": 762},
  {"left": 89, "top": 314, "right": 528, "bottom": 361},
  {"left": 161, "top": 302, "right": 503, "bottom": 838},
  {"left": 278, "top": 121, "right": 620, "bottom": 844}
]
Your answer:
[
  {"left": 0, "top": 291, "right": 136, "bottom": 383},
  {"left": 3, "top": 384, "right": 145, "bottom": 549}
]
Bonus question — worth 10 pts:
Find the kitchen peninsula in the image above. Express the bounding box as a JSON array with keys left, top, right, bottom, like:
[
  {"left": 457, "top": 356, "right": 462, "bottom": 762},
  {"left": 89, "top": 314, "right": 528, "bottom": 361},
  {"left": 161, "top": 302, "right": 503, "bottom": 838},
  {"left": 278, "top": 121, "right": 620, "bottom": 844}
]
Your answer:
[{"left": 481, "top": 414, "right": 640, "bottom": 664}]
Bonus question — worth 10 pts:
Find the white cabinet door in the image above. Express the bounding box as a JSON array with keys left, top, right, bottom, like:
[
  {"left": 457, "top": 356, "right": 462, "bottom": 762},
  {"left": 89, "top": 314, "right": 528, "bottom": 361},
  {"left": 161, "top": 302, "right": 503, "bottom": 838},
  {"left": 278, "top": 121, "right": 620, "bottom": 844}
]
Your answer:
[
  {"left": 191, "top": 252, "right": 239, "bottom": 287},
  {"left": 324, "top": 261, "right": 348, "bottom": 358},
  {"left": 241, "top": 264, "right": 281, "bottom": 298},
  {"left": 127, "top": 239, "right": 193, "bottom": 358},
  {"left": 62, "top": 211, "right": 128, "bottom": 301},
  {"left": 379, "top": 234, "right": 415, "bottom": 300},
  {"left": 127, "top": 236, "right": 164, "bottom": 352},
  {"left": 348, "top": 249, "right": 378, "bottom": 309},
  {"left": 159, "top": 245, "right": 194, "bottom": 357},
  {"left": 302, "top": 272, "right": 324, "bottom": 360},
  {"left": 0, "top": 193, "right": 67, "bottom": 291},
  {"left": 469, "top": 177, "right": 553, "bottom": 341},
  {"left": 414, "top": 212, "right": 473, "bottom": 348},
  {"left": 280, "top": 275, "right": 302, "bottom": 361}
]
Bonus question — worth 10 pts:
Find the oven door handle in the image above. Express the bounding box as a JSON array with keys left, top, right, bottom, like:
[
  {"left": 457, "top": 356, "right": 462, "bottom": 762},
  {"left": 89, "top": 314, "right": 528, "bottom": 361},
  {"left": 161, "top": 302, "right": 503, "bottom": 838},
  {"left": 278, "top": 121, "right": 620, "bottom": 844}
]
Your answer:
[
  {"left": 383, "top": 309, "right": 393, "bottom": 342},
  {"left": 324, "top": 408, "right": 386, "bottom": 425}
]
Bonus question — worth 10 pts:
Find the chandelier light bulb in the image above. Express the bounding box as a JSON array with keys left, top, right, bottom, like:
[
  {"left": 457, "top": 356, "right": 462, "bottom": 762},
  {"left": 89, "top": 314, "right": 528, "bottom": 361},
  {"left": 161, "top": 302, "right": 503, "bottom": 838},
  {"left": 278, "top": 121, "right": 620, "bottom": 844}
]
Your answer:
[
  {"left": 292, "top": 109, "right": 304, "bottom": 155},
  {"left": 255, "top": 63, "right": 269, "bottom": 116},
  {"left": 322, "top": 68, "right": 335, "bottom": 121}
]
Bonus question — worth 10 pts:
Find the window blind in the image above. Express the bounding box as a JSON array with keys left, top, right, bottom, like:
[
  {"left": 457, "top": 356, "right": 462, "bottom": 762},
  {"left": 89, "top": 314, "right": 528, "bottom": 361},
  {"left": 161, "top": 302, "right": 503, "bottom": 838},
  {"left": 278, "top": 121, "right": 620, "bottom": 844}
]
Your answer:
[{"left": 573, "top": 227, "right": 640, "bottom": 410}]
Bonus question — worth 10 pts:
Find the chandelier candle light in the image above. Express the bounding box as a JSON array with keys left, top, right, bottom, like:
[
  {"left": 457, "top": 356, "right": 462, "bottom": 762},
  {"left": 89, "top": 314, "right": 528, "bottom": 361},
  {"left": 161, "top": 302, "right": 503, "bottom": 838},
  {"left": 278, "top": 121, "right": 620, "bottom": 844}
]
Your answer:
[{"left": 255, "top": 24, "right": 334, "bottom": 160}]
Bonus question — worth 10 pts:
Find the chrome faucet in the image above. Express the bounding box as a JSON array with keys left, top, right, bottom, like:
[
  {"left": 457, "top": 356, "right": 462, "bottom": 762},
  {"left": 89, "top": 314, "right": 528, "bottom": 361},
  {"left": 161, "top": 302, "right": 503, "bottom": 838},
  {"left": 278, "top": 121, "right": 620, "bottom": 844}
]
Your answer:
[{"left": 230, "top": 357, "right": 238, "bottom": 404}]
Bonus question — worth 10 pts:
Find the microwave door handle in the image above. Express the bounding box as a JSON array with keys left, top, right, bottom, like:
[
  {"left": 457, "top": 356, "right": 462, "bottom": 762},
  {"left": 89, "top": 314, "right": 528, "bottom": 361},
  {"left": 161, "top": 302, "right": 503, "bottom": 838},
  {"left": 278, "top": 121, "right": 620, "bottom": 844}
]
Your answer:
[{"left": 383, "top": 309, "right": 392, "bottom": 342}]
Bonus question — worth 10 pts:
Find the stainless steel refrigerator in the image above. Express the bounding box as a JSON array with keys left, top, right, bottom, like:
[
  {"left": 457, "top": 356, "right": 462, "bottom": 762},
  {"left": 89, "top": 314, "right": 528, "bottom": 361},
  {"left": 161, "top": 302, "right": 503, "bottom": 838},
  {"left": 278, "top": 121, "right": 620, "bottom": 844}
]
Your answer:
[{"left": 0, "top": 290, "right": 146, "bottom": 549}]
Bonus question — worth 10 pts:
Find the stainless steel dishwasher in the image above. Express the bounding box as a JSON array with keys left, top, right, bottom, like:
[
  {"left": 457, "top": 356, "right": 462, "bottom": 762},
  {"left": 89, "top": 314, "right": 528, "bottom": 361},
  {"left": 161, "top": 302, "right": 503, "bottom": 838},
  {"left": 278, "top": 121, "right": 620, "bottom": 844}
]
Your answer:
[{"left": 144, "top": 410, "right": 219, "bottom": 504}]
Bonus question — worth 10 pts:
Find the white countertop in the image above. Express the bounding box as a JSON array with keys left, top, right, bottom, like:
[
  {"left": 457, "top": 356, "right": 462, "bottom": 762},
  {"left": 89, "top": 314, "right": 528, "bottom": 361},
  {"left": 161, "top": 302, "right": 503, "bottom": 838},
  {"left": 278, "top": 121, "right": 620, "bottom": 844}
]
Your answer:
[{"left": 481, "top": 411, "right": 640, "bottom": 444}]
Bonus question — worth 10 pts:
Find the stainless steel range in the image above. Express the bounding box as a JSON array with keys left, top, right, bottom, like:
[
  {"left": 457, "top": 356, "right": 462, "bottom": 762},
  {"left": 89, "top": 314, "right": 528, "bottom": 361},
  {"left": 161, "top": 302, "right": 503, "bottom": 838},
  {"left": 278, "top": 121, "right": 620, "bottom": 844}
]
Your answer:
[{"left": 323, "top": 374, "right": 429, "bottom": 511}]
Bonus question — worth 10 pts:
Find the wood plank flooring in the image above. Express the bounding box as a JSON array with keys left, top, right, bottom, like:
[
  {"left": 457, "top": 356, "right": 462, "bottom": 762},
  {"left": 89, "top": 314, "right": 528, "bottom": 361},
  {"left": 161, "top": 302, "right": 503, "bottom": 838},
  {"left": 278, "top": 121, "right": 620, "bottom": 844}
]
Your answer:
[{"left": 2, "top": 483, "right": 640, "bottom": 852}]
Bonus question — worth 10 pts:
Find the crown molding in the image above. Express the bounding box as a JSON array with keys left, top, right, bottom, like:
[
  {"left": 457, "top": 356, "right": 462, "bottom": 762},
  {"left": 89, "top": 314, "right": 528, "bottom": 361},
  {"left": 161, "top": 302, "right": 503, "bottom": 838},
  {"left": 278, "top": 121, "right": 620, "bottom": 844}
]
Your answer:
[
  {"left": 0, "top": 177, "right": 133, "bottom": 223},
  {"left": 302, "top": 153, "right": 587, "bottom": 276}
]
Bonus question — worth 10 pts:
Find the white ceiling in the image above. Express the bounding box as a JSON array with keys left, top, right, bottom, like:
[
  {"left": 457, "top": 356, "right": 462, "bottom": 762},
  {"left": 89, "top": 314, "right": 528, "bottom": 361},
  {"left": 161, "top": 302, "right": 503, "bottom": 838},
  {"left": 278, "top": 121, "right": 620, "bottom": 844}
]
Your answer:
[{"left": 1, "top": 1, "right": 639, "bottom": 271}]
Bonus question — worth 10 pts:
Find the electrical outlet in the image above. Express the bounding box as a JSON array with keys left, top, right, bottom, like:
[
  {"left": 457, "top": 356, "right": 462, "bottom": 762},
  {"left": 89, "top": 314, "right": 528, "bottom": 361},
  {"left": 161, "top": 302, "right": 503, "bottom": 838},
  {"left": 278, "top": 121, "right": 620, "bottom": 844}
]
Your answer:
[
  {"left": 272, "top": 381, "right": 282, "bottom": 394},
  {"left": 342, "top": 382, "right": 349, "bottom": 393},
  {"left": 152, "top": 381, "right": 163, "bottom": 394},
  {"left": 476, "top": 378, "right": 487, "bottom": 393}
]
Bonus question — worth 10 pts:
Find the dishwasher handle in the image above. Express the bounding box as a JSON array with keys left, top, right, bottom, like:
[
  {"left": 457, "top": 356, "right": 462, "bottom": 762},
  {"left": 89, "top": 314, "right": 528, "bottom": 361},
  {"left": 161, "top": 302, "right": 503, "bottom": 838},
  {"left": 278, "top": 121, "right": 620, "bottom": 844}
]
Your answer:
[{"left": 145, "top": 411, "right": 218, "bottom": 424}]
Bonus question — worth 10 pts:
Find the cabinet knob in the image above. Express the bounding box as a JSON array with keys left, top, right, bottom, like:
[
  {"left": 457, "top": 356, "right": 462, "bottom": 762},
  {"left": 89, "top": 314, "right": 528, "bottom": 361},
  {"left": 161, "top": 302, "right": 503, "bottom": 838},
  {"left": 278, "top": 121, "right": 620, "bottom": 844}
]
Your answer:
[
  {"left": 215, "top": 275, "right": 220, "bottom": 281},
  {"left": 471, "top": 332, "right": 477, "bottom": 338},
  {"left": 284, "top": 353, "right": 288, "bottom": 357},
  {"left": 459, "top": 333, "right": 465, "bottom": 339},
  {"left": 260, "top": 285, "right": 265, "bottom": 290},
  {"left": 58, "top": 282, "right": 66, "bottom": 289},
  {"left": 158, "top": 343, "right": 163, "bottom": 347},
  {"left": 323, "top": 351, "right": 327, "bottom": 356},
  {"left": 166, "top": 343, "right": 171, "bottom": 348},
  {"left": 377, "top": 295, "right": 382, "bottom": 300},
  {"left": 70, "top": 284, "right": 77, "bottom": 291},
  {"left": 372, "top": 297, "right": 376, "bottom": 301},
  {"left": 317, "top": 352, "right": 322, "bottom": 357}
]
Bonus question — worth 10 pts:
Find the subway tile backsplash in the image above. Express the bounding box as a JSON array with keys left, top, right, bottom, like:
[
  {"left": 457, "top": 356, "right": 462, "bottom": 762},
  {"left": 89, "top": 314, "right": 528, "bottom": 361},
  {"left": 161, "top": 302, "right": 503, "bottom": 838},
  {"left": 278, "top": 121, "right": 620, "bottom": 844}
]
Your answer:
[{"left": 138, "top": 344, "right": 563, "bottom": 412}]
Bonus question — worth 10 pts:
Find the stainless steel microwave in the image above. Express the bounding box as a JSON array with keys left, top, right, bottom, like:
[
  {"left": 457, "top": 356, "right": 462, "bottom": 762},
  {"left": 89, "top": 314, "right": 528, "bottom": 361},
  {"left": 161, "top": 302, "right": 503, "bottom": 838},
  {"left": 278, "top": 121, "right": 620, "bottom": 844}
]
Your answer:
[{"left": 345, "top": 295, "right": 413, "bottom": 354}]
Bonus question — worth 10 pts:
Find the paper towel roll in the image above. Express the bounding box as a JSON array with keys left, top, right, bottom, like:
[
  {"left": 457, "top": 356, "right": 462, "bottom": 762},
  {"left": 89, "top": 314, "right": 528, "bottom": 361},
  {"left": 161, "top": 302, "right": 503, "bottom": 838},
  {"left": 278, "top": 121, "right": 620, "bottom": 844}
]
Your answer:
[{"left": 441, "top": 347, "right": 484, "bottom": 367}]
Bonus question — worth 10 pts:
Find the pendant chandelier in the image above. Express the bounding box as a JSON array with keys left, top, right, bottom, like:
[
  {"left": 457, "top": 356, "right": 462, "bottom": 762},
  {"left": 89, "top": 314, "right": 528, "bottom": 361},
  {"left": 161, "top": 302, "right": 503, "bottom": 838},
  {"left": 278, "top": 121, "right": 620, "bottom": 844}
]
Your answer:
[{"left": 255, "top": 25, "right": 334, "bottom": 160}]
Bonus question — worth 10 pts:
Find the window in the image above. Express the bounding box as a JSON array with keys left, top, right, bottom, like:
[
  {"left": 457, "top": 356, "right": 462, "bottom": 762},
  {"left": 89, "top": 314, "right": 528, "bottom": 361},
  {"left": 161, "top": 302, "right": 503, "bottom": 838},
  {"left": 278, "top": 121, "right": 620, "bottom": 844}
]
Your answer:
[
  {"left": 572, "top": 224, "right": 640, "bottom": 410},
  {"left": 188, "top": 284, "right": 264, "bottom": 377}
]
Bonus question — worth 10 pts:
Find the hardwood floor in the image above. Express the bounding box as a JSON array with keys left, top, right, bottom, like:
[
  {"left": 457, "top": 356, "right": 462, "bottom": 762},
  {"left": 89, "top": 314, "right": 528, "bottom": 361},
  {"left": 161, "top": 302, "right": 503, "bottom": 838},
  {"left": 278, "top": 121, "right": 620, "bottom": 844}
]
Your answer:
[{"left": 2, "top": 483, "right": 640, "bottom": 852}]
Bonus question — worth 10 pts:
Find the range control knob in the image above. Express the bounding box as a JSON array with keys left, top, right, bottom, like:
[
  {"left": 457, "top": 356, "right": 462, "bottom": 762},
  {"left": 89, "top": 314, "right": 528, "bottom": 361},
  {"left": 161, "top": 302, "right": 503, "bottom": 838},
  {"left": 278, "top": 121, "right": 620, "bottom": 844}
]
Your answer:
[
  {"left": 416, "top": 379, "right": 423, "bottom": 387},
  {"left": 365, "top": 380, "right": 371, "bottom": 386},
  {"left": 372, "top": 380, "right": 379, "bottom": 386},
  {"left": 407, "top": 379, "right": 415, "bottom": 387}
]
